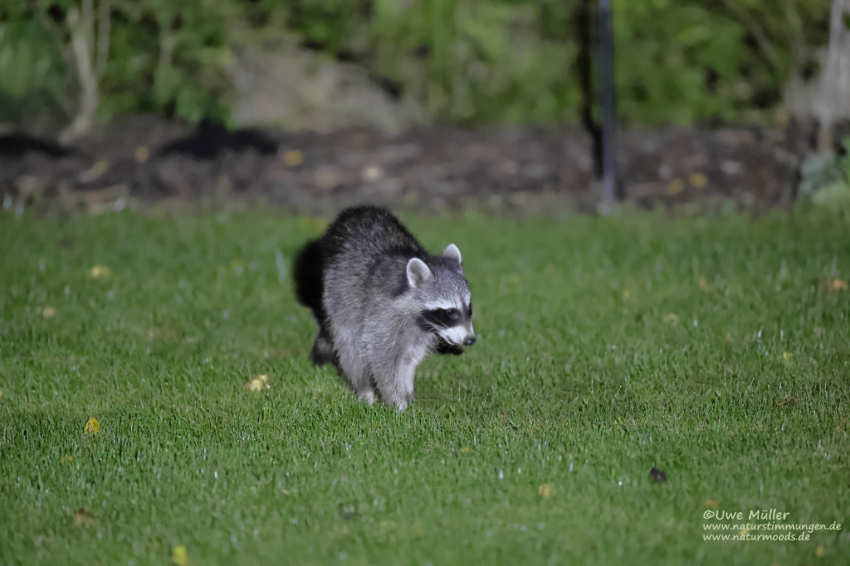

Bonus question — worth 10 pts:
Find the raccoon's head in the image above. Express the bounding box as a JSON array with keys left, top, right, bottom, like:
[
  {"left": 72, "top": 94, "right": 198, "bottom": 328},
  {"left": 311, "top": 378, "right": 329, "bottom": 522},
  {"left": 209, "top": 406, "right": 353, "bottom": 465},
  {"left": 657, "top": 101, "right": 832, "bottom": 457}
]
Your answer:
[{"left": 407, "top": 243, "right": 475, "bottom": 347}]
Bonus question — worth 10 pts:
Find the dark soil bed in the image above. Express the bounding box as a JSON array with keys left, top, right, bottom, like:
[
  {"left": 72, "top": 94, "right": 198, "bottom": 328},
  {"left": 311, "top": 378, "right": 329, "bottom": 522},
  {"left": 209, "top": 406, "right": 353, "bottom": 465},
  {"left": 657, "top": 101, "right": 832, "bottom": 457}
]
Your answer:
[{"left": 0, "top": 115, "right": 820, "bottom": 216}]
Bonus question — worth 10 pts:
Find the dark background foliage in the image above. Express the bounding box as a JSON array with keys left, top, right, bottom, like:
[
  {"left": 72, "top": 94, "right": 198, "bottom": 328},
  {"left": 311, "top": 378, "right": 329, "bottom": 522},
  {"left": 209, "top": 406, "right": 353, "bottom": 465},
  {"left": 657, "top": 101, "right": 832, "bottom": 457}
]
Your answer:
[{"left": 0, "top": 0, "right": 832, "bottom": 127}]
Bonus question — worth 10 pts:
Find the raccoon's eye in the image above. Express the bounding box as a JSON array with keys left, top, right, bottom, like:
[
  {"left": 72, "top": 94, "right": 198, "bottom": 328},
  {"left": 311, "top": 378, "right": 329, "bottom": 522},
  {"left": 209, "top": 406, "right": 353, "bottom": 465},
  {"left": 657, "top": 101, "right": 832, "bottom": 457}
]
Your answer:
[{"left": 445, "top": 308, "right": 459, "bottom": 320}]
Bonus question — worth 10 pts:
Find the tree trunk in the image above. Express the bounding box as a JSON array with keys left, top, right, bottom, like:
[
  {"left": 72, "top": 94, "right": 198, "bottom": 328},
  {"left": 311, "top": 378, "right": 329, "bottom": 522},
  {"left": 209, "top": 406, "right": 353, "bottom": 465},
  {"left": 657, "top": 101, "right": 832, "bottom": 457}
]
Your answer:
[{"left": 59, "top": 4, "right": 101, "bottom": 144}]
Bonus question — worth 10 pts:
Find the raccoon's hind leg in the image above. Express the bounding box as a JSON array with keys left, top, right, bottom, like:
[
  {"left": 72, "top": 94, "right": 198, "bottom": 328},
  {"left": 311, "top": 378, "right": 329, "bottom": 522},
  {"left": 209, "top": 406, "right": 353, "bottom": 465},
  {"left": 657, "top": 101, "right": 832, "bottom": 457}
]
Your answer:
[{"left": 309, "top": 327, "right": 338, "bottom": 367}]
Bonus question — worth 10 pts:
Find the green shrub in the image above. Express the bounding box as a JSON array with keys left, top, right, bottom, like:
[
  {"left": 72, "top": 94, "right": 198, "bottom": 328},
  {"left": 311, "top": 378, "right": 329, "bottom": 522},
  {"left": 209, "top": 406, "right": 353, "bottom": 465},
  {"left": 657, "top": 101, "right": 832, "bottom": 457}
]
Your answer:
[
  {"left": 799, "top": 139, "right": 850, "bottom": 211},
  {"left": 97, "top": 0, "right": 237, "bottom": 122},
  {"left": 0, "top": 0, "right": 831, "bottom": 127},
  {"left": 0, "top": 19, "right": 73, "bottom": 121}
]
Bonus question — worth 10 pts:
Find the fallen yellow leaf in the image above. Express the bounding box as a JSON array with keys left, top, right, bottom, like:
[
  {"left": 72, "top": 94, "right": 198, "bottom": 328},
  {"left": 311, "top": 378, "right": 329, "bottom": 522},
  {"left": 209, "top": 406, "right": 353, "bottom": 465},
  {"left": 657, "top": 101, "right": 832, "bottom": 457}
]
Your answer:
[
  {"left": 816, "top": 545, "right": 825, "bottom": 557},
  {"left": 662, "top": 313, "right": 679, "bottom": 325},
  {"left": 698, "top": 277, "right": 712, "bottom": 292},
  {"left": 703, "top": 499, "right": 718, "bottom": 508},
  {"left": 283, "top": 150, "right": 303, "bottom": 166},
  {"left": 739, "top": 528, "right": 750, "bottom": 536},
  {"left": 814, "top": 278, "right": 848, "bottom": 291},
  {"left": 84, "top": 417, "right": 100, "bottom": 435},
  {"left": 538, "top": 483, "right": 554, "bottom": 498},
  {"left": 73, "top": 508, "right": 96, "bottom": 527},
  {"left": 775, "top": 396, "right": 797, "bottom": 407},
  {"left": 461, "top": 446, "right": 470, "bottom": 453},
  {"left": 62, "top": 455, "right": 74, "bottom": 464},
  {"left": 135, "top": 146, "right": 150, "bottom": 163},
  {"left": 622, "top": 288, "right": 632, "bottom": 299},
  {"left": 42, "top": 306, "right": 57, "bottom": 318},
  {"left": 782, "top": 351, "right": 793, "bottom": 362},
  {"left": 668, "top": 179, "right": 684, "bottom": 195},
  {"left": 171, "top": 545, "right": 189, "bottom": 566},
  {"left": 90, "top": 264, "right": 112, "bottom": 279},
  {"left": 689, "top": 172, "right": 708, "bottom": 188},
  {"left": 244, "top": 374, "right": 271, "bottom": 392}
]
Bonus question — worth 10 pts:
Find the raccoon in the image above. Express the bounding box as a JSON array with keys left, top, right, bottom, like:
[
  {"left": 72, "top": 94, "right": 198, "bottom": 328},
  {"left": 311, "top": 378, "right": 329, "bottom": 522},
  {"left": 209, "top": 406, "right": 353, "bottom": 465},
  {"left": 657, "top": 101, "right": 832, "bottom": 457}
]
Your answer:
[{"left": 294, "top": 206, "right": 475, "bottom": 410}]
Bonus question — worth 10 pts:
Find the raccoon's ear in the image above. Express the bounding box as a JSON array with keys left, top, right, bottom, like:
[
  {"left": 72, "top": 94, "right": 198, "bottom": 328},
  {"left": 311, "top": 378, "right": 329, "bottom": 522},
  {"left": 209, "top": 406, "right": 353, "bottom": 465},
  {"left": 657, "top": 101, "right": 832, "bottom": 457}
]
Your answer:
[
  {"left": 406, "top": 258, "right": 433, "bottom": 288},
  {"left": 443, "top": 243, "right": 462, "bottom": 265}
]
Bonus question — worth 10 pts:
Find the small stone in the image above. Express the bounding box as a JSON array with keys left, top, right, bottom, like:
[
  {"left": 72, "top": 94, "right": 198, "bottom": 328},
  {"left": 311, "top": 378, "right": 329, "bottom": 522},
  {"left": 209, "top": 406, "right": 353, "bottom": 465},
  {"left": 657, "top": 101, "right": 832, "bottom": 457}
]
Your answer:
[
  {"left": 313, "top": 167, "right": 340, "bottom": 192},
  {"left": 361, "top": 165, "right": 384, "bottom": 182},
  {"left": 721, "top": 160, "right": 742, "bottom": 175},
  {"left": 502, "top": 160, "right": 518, "bottom": 175}
]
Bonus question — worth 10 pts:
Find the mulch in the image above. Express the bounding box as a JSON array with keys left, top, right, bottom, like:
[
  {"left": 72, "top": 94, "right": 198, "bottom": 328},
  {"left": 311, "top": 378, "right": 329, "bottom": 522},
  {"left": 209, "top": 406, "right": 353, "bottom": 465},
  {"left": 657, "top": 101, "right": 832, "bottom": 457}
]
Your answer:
[{"left": 0, "top": 115, "right": 821, "bottom": 216}]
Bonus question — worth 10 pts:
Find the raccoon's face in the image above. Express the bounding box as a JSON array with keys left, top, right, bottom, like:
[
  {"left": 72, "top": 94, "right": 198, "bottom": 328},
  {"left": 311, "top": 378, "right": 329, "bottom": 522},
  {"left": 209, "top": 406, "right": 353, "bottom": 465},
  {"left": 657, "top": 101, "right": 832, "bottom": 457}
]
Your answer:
[
  {"left": 407, "top": 244, "right": 476, "bottom": 347},
  {"left": 420, "top": 302, "right": 475, "bottom": 346}
]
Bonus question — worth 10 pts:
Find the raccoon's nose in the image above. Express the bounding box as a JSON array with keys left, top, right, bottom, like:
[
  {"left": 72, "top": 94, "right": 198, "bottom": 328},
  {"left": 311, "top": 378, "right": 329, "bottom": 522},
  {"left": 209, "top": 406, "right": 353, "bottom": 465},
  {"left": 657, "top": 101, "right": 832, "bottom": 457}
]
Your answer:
[{"left": 463, "top": 336, "right": 476, "bottom": 346}]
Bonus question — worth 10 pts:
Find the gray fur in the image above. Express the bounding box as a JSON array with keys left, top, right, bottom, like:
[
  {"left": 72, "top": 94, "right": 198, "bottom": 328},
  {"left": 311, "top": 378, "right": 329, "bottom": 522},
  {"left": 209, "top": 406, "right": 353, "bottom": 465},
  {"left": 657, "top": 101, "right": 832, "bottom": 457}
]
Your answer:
[{"left": 293, "top": 206, "right": 475, "bottom": 410}]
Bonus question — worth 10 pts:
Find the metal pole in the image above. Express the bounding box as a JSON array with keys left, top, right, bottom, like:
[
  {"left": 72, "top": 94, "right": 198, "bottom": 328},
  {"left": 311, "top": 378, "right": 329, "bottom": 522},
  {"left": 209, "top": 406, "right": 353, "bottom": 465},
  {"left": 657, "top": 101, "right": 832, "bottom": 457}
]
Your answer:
[
  {"left": 598, "top": 0, "right": 617, "bottom": 202},
  {"left": 818, "top": 0, "right": 847, "bottom": 152}
]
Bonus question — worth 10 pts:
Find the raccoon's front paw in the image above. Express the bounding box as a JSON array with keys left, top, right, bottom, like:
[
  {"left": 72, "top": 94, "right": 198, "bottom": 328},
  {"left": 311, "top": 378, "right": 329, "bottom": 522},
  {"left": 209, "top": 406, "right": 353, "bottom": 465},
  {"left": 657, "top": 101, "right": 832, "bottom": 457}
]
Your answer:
[
  {"left": 357, "top": 389, "right": 376, "bottom": 405},
  {"left": 394, "top": 391, "right": 414, "bottom": 411}
]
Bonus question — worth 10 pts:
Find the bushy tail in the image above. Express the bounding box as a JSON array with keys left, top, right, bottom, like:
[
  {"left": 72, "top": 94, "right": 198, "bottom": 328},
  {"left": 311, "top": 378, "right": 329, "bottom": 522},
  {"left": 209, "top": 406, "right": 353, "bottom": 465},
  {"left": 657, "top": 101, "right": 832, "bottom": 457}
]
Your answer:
[
  {"left": 294, "top": 239, "right": 339, "bottom": 367},
  {"left": 293, "top": 238, "right": 326, "bottom": 317}
]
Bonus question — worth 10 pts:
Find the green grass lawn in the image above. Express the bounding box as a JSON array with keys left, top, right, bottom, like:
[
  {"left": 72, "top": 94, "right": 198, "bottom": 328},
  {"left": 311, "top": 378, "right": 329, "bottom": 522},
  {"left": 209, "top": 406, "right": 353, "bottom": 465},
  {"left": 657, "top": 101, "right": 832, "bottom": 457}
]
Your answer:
[{"left": 1, "top": 208, "right": 849, "bottom": 565}]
